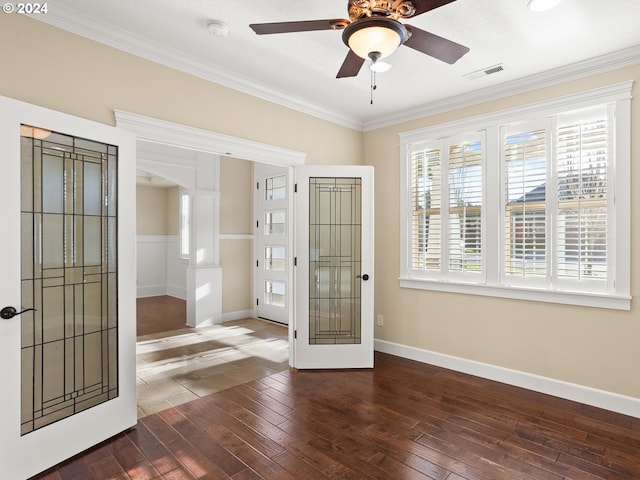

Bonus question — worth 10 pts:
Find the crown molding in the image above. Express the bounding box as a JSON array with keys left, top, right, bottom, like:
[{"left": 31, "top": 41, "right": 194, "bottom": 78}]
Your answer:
[
  {"left": 32, "top": 6, "right": 365, "bottom": 131},
  {"left": 364, "top": 44, "right": 640, "bottom": 131},
  {"left": 32, "top": 7, "right": 640, "bottom": 133},
  {"left": 398, "top": 80, "right": 634, "bottom": 141}
]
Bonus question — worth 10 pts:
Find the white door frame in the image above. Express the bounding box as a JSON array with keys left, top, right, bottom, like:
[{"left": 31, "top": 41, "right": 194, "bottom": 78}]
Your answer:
[
  {"left": 0, "top": 96, "right": 137, "bottom": 479},
  {"left": 114, "top": 111, "right": 305, "bottom": 362}
]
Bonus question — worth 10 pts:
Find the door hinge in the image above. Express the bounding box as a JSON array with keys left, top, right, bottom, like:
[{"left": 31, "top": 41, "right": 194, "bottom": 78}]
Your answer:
[
  {"left": 294, "top": 183, "right": 297, "bottom": 193},
  {"left": 256, "top": 181, "right": 259, "bottom": 190},
  {"left": 256, "top": 260, "right": 259, "bottom": 267},
  {"left": 256, "top": 220, "right": 259, "bottom": 228},
  {"left": 294, "top": 330, "right": 297, "bottom": 339},
  {"left": 294, "top": 257, "right": 297, "bottom": 266},
  {"left": 256, "top": 298, "right": 259, "bottom": 306}
]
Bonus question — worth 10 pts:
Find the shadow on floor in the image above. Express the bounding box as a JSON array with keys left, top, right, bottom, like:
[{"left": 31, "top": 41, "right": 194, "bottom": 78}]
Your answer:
[{"left": 136, "top": 317, "right": 289, "bottom": 417}]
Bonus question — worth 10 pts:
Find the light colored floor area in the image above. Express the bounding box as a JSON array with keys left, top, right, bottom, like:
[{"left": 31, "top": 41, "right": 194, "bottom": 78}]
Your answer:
[{"left": 136, "top": 317, "right": 289, "bottom": 418}]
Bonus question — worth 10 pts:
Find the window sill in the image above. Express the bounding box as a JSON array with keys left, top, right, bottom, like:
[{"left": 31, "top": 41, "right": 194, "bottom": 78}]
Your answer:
[{"left": 399, "top": 277, "right": 631, "bottom": 311}]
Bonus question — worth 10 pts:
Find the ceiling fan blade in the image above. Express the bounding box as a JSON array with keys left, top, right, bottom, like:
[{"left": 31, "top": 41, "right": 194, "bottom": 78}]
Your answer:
[
  {"left": 411, "top": 0, "right": 458, "bottom": 17},
  {"left": 404, "top": 25, "right": 469, "bottom": 64},
  {"left": 336, "top": 50, "right": 365, "bottom": 78},
  {"left": 250, "top": 19, "right": 349, "bottom": 35}
]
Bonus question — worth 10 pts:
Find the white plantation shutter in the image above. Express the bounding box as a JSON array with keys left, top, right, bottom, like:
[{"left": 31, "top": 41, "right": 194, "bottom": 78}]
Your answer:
[
  {"left": 448, "top": 140, "right": 483, "bottom": 274},
  {"left": 503, "top": 125, "right": 548, "bottom": 281},
  {"left": 556, "top": 107, "right": 608, "bottom": 282},
  {"left": 411, "top": 147, "right": 441, "bottom": 271}
]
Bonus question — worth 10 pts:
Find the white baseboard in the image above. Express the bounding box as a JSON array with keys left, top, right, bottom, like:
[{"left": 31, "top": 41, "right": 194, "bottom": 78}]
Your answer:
[
  {"left": 166, "top": 285, "right": 186, "bottom": 300},
  {"left": 136, "top": 285, "right": 165, "bottom": 298},
  {"left": 375, "top": 339, "right": 640, "bottom": 419},
  {"left": 222, "top": 310, "right": 255, "bottom": 322}
]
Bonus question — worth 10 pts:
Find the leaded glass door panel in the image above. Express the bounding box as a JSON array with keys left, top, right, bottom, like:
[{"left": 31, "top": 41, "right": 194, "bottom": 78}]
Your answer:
[
  {"left": 0, "top": 96, "right": 137, "bottom": 480},
  {"left": 20, "top": 127, "right": 119, "bottom": 434},
  {"left": 294, "top": 166, "right": 374, "bottom": 369}
]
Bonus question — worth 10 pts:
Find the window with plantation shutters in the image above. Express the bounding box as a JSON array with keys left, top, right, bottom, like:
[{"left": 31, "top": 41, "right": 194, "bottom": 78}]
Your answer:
[
  {"left": 400, "top": 82, "right": 631, "bottom": 310},
  {"left": 503, "top": 125, "right": 548, "bottom": 282},
  {"left": 556, "top": 108, "right": 608, "bottom": 283},
  {"left": 501, "top": 106, "right": 610, "bottom": 290},
  {"left": 407, "top": 134, "right": 484, "bottom": 281}
]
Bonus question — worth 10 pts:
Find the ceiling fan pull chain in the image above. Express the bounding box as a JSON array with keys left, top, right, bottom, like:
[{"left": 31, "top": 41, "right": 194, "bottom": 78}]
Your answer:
[{"left": 370, "top": 68, "right": 377, "bottom": 104}]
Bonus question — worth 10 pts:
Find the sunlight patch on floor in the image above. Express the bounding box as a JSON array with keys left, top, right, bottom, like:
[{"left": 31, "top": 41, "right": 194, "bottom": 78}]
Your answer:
[{"left": 136, "top": 318, "right": 289, "bottom": 417}]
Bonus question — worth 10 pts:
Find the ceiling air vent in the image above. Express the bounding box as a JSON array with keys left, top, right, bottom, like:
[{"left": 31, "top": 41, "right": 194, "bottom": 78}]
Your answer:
[{"left": 463, "top": 64, "right": 504, "bottom": 80}]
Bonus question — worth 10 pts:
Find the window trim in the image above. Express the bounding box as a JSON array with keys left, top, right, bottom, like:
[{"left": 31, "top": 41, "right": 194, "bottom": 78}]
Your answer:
[
  {"left": 178, "top": 189, "right": 191, "bottom": 259},
  {"left": 399, "top": 81, "right": 632, "bottom": 310}
]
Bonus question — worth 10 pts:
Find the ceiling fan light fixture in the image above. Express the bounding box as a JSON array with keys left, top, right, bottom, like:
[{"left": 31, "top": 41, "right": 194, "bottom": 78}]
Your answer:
[
  {"left": 370, "top": 60, "right": 391, "bottom": 72},
  {"left": 527, "top": 0, "right": 561, "bottom": 12},
  {"left": 343, "top": 17, "right": 408, "bottom": 60}
]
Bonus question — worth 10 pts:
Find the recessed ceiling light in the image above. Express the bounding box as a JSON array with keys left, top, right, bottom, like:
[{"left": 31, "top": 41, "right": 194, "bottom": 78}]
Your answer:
[
  {"left": 207, "top": 20, "right": 229, "bottom": 37},
  {"left": 527, "top": 0, "right": 561, "bottom": 12}
]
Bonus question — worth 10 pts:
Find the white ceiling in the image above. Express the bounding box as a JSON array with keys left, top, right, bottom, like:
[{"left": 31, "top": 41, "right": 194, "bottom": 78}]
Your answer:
[{"left": 37, "top": 0, "right": 640, "bottom": 130}]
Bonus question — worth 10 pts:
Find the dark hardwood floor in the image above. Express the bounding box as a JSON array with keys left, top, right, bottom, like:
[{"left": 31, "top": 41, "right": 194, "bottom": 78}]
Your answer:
[
  {"left": 33, "top": 352, "right": 640, "bottom": 479},
  {"left": 137, "top": 296, "right": 187, "bottom": 337}
]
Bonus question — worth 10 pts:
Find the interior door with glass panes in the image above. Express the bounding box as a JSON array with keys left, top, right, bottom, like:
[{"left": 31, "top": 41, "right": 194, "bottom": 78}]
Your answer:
[
  {"left": 0, "top": 96, "right": 137, "bottom": 480},
  {"left": 294, "top": 166, "right": 374, "bottom": 369},
  {"left": 255, "top": 163, "right": 290, "bottom": 324}
]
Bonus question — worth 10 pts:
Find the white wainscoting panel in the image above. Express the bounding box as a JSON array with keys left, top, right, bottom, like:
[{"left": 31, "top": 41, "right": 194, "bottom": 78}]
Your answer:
[
  {"left": 137, "top": 235, "right": 187, "bottom": 299},
  {"left": 166, "top": 236, "right": 187, "bottom": 299}
]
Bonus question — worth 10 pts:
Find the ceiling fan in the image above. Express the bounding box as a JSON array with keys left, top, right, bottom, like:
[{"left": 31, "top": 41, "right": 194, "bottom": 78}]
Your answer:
[{"left": 250, "top": 0, "right": 470, "bottom": 78}]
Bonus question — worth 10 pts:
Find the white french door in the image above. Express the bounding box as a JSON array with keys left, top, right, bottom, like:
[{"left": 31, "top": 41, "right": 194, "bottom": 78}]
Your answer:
[
  {"left": 0, "top": 96, "right": 137, "bottom": 479},
  {"left": 254, "top": 163, "right": 291, "bottom": 325},
  {"left": 294, "top": 166, "right": 374, "bottom": 369}
]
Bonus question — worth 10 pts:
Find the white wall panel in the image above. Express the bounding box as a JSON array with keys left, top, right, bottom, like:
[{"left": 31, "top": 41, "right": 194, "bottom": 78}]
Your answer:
[
  {"left": 136, "top": 235, "right": 167, "bottom": 297},
  {"left": 137, "top": 235, "right": 187, "bottom": 299},
  {"left": 166, "top": 236, "right": 187, "bottom": 299}
]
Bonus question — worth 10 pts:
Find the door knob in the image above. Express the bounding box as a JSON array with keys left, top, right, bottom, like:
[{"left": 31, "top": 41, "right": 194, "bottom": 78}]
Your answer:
[
  {"left": 356, "top": 274, "right": 370, "bottom": 281},
  {"left": 0, "top": 306, "right": 36, "bottom": 320}
]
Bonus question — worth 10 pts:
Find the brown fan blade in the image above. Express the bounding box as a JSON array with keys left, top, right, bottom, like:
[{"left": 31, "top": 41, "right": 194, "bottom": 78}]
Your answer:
[
  {"left": 250, "top": 19, "right": 349, "bottom": 35},
  {"left": 404, "top": 25, "right": 469, "bottom": 64},
  {"left": 411, "top": 0, "right": 458, "bottom": 17},
  {"left": 336, "top": 49, "right": 365, "bottom": 78}
]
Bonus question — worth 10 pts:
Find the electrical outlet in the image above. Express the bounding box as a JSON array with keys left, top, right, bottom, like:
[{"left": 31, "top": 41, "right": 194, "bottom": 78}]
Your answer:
[{"left": 376, "top": 314, "right": 384, "bottom": 327}]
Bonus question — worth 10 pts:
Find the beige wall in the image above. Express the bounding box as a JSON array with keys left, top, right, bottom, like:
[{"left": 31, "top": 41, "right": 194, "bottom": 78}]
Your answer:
[
  {"left": 365, "top": 66, "right": 640, "bottom": 400},
  {"left": 220, "top": 156, "right": 254, "bottom": 312},
  {"left": 136, "top": 185, "right": 168, "bottom": 235},
  {"left": 220, "top": 240, "right": 253, "bottom": 314},
  {"left": 220, "top": 157, "right": 253, "bottom": 235},
  {"left": 0, "top": 14, "right": 361, "bottom": 317},
  {"left": 2, "top": 14, "right": 640, "bottom": 402},
  {"left": 0, "top": 14, "right": 363, "bottom": 167},
  {"left": 166, "top": 186, "right": 179, "bottom": 235},
  {"left": 135, "top": 184, "right": 179, "bottom": 235}
]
